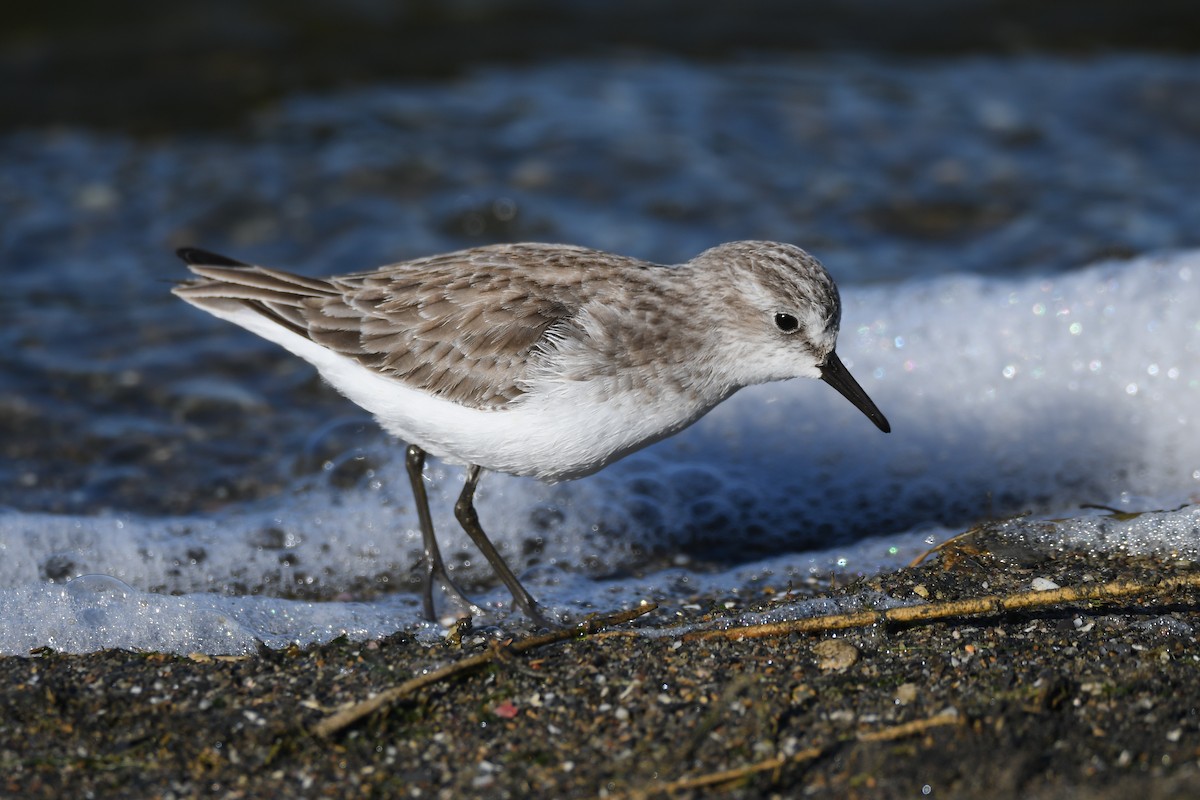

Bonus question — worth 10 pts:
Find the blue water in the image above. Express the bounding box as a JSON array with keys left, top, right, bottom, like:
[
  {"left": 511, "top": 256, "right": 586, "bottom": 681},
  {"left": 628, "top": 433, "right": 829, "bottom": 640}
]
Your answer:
[{"left": 1, "top": 53, "right": 1199, "bottom": 652}]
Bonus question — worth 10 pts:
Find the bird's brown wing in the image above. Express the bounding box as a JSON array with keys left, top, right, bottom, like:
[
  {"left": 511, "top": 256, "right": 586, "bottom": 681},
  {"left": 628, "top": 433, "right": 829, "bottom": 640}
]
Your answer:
[{"left": 174, "top": 244, "right": 630, "bottom": 409}]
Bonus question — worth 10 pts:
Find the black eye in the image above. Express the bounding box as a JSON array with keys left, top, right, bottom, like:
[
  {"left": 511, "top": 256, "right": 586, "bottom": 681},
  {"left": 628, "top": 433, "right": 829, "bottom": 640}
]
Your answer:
[{"left": 774, "top": 312, "right": 799, "bottom": 333}]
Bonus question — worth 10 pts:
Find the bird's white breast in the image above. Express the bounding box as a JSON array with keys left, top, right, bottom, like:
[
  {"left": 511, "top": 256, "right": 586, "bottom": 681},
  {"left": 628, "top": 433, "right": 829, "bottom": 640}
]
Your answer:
[{"left": 203, "top": 302, "right": 721, "bottom": 481}]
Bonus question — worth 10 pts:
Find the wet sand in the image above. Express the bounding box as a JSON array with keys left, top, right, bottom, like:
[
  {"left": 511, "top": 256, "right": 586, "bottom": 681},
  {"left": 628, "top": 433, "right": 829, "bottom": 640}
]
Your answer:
[{"left": 3, "top": 521, "right": 1197, "bottom": 798}]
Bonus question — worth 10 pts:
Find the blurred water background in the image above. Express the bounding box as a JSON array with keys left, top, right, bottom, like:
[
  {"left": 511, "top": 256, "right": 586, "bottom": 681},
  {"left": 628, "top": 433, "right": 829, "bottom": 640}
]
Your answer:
[{"left": 1, "top": 2, "right": 1199, "bottom": 651}]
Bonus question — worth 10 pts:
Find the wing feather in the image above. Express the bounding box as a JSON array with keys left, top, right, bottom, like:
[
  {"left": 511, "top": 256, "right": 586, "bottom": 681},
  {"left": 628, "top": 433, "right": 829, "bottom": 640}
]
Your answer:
[{"left": 173, "top": 244, "right": 644, "bottom": 409}]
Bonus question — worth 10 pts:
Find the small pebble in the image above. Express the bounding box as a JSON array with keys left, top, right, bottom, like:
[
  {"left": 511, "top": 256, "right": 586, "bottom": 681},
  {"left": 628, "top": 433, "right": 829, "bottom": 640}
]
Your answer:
[{"left": 813, "top": 639, "right": 860, "bottom": 671}]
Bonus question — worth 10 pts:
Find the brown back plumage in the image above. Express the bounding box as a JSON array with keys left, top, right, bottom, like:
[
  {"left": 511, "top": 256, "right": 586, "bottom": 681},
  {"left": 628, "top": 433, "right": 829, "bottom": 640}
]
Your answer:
[{"left": 174, "top": 244, "right": 656, "bottom": 409}]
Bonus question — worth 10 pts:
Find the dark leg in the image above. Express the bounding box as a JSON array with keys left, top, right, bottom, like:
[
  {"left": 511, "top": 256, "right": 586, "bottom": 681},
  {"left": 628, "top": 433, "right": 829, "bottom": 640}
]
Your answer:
[
  {"left": 454, "top": 465, "right": 554, "bottom": 627},
  {"left": 404, "top": 444, "right": 480, "bottom": 621}
]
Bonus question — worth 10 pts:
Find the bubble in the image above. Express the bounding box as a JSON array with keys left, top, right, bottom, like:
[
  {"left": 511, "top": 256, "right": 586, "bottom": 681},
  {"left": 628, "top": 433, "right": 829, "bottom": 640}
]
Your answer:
[{"left": 66, "top": 574, "right": 134, "bottom": 601}]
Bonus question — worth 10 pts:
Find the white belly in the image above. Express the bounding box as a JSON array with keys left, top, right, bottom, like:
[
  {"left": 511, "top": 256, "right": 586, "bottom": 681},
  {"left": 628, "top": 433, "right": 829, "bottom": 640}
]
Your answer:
[{"left": 206, "top": 302, "right": 722, "bottom": 481}]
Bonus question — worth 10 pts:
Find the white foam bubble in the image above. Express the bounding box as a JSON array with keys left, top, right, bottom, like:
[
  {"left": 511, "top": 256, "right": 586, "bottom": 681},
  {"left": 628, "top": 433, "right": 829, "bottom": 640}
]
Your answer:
[
  {"left": 1, "top": 251, "right": 1197, "bottom": 654},
  {"left": 0, "top": 574, "right": 430, "bottom": 655}
]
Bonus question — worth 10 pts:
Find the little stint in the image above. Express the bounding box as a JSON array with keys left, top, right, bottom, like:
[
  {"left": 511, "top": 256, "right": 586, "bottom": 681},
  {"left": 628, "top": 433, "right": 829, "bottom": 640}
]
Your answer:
[{"left": 174, "top": 241, "right": 890, "bottom": 625}]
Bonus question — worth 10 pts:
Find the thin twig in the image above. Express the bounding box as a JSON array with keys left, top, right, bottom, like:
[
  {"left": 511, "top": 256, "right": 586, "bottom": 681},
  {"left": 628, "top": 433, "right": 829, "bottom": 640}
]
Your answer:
[
  {"left": 312, "top": 604, "right": 656, "bottom": 738},
  {"left": 857, "top": 711, "right": 960, "bottom": 742},
  {"left": 684, "top": 573, "right": 1200, "bottom": 641},
  {"left": 907, "top": 523, "right": 986, "bottom": 567},
  {"left": 638, "top": 745, "right": 826, "bottom": 797},
  {"left": 625, "top": 711, "right": 961, "bottom": 798}
]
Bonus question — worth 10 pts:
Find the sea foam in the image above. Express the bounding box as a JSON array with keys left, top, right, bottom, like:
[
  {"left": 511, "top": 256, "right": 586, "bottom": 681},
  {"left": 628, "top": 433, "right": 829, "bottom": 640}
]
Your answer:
[{"left": 1, "top": 250, "right": 1196, "bottom": 654}]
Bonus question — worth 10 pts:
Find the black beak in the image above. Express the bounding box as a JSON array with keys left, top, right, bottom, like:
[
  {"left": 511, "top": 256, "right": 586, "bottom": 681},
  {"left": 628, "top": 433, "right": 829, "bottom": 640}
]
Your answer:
[{"left": 819, "top": 351, "right": 891, "bottom": 433}]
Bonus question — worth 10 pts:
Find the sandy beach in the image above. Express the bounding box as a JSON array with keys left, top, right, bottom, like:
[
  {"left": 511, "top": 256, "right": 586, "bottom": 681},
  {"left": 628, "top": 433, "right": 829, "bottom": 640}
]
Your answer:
[{"left": 3, "top": 520, "right": 1197, "bottom": 798}]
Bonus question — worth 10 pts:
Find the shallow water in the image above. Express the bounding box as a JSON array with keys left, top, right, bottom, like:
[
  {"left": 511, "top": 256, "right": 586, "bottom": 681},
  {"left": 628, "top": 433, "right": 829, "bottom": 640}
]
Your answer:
[{"left": 1, "top": 53, "right": 1198, "bottom": 653}]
